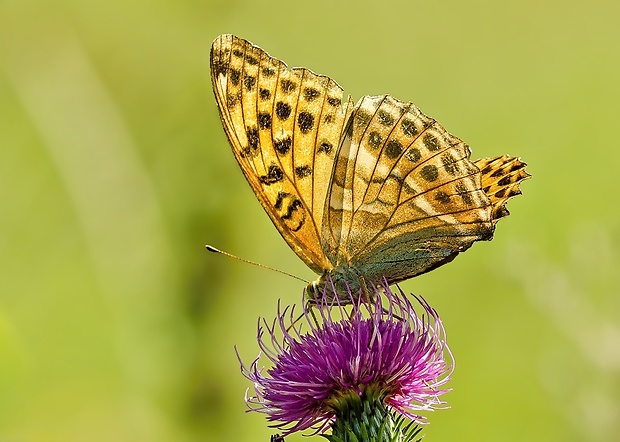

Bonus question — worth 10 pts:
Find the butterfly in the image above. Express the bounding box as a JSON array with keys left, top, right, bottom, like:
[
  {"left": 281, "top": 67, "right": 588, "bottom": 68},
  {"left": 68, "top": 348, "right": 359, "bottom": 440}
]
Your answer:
[{"left": 210, "top": 34, "right": 529, "bottom": 302}]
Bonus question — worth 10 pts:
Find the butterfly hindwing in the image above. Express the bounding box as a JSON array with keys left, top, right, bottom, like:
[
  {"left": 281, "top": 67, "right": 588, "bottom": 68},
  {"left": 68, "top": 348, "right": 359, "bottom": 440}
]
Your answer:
[
  {"left": 210, "top": 34, "right": 353, "bottom": 273},
  {"left": 324, "top": 94, "right": 500, "bottom": 283}
]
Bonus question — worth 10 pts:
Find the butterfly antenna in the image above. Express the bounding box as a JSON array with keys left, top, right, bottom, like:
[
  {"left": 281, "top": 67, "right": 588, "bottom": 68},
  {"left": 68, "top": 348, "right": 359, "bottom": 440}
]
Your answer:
[{"left": 206, "top": 245, "right": 309, "bottom": 283}]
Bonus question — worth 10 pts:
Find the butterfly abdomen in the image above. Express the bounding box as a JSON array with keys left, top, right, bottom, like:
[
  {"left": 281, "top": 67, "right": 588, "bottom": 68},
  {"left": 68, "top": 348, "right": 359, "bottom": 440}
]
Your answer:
[{"left": 475, "top": 156, "right": 530, "bottom": 223}]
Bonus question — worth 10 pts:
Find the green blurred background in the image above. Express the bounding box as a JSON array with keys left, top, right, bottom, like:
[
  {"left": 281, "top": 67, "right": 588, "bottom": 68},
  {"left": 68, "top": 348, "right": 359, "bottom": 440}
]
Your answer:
[{"left": 1, "top": 0, "right": 619, "bottom": 440}]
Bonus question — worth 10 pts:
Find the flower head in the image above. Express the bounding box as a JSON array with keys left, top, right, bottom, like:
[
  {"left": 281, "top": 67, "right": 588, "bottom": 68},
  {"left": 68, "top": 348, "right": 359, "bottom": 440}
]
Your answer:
[{"left": 237, "top": 282, "right": 453, "bottom": 435}]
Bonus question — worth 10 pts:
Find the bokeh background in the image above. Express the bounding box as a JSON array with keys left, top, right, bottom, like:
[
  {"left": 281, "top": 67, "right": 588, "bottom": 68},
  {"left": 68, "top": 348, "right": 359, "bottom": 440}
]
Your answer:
[{"left": 1, "top": 0, "right": 619, "bottom": 441}]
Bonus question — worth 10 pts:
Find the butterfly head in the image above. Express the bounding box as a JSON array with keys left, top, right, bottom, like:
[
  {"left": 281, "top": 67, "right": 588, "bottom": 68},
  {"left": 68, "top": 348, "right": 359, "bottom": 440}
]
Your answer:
[{"left": 305, "top": 267, "right": 377, "bottom": 305}]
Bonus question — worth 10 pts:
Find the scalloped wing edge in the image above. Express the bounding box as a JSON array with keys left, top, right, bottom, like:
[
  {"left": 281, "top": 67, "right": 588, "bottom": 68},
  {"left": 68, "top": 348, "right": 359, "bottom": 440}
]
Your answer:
[{"left": 475, "top": 155, "right": 530, "bottom": 223}]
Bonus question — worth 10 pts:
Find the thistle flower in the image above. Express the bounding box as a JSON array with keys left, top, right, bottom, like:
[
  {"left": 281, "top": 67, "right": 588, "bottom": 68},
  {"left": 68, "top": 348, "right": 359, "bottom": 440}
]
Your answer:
[{"left": 237, "top": 282, "right": 453, "bottom": 439}]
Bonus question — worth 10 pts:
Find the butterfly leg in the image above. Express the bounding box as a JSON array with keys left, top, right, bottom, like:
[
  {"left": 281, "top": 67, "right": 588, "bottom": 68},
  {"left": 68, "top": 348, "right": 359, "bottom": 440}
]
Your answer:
[
  {"left": 285, "top": 300, "right": 320, "bottom": 333},
  {"left": 367, "top": 280, "right": 406, "bottom": 321}
]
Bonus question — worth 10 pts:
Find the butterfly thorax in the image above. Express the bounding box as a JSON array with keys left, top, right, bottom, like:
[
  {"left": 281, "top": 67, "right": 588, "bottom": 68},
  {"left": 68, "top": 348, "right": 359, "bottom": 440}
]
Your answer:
[{"left": 306, "top": 266, "right": 376, "bottom": 305}]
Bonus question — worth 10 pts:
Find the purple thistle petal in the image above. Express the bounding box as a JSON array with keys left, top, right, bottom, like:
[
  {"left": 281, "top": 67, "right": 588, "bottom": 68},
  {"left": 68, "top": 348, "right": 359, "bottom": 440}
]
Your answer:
[{"left": 237, "top": 281, "right": 453, "bottom": 435}]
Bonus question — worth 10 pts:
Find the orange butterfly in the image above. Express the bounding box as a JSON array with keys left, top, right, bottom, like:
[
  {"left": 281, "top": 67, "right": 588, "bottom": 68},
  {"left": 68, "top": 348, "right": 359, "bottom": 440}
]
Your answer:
[{"left": 210, "top": 34, "right": 529, "bottom": 302}]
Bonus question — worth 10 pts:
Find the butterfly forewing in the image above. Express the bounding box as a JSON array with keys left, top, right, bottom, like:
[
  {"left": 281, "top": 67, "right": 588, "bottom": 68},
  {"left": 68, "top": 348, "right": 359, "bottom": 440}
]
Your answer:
[
  {"left": 475, "top": 155, "right": 530, "bottom": 222},
  {"left": 211, "top": 34, "right": 352, "bottom": 273}
]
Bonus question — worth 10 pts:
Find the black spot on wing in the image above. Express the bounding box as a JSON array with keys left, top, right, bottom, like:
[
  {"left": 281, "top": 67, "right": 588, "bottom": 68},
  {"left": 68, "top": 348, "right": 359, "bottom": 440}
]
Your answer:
[
  {"left": 274, "top": 137, "right": 292, "bottom": 155},
  {"left": 280, "top": 79, "right": 297, "bottom": 93},
  {"left": 259, "top": 88, "right": 271, "bottom": 100},
  {"left": 368, "top": 131, "right": 382, "bottom": 150},
  {"left": 212, "top": 59, "right": 227, "bottom": 77},
  {"left": 258, "top": 112, "right": 272, "bottom": 129},
  {"left": 243, "top": 75, "right": 256, "bottom": 91},
  {"left": 420, "top": 164, "right": 439, "bottom": 182},
  {"left": 281, "top": 199, "right": 304, "bottom": 232},
  {"left": 297, "top": 112, "right": 314, "bottom": 133},
  {"left": 377, "top": 110, "right": 394, "bottom": 127},
  {"left": 441, "top": 153, "right": 460, "bottom": 175},
  {"left": 385, "top": 140, "right": 403, "bottom": 159},
  {"left": 274, "top": 191, "right": 288, "bottom": 209},
  {"left": 498, "top": 175, "right": 512, "bottom": 186},
  {"left": 327, "top": 96, "right": 341, "bottom": 107},
  {"left": 295, "top": 165, "right": 312, "bottom": 178},
  {"left": 230, "top": 69, "right": 241, "bottom": 86},
  {"left": 259, "top": 164, "right": 284, "bottom": 185},
  {"left": 226, "top": 92, "right": 239, "bottom": 109},
  {"left": 274, "top": 193, "right": 305, "bottom": 232},
  {"left": 401, "top": 119, "right": 418, "bottom": 137},
  {"left": 246, "top": 126, "right": 259, "bottom": 149},
  {"left": 461, "top": 192, "right": 474, "bottom": 206},
  {"left": 490, "top": 168, "right": 505, "bottom": 178},
  {"left": 377, "top": 110, "right": 394, "bottom": 126},
  {"left": 303, "top": 87, "right": 320, "bottom": 101},
  {"left": 405, "top": 147, "right": 421, "bottom": 163},
  {"left": 455, "top": 182, "right": 474, "bottom": 205},
  {"left": 282, "top": 199, "right": 302, "bottom": 219},
  {"left": 262, "top": 67, "right": 275, "bottom": 77},
  {"left": 434, "top": 191, "right": 451, "bottom": 204},
  {"left": 276, "top": 102, "right": 292, "bottom": 120},
  {"left": 318, "top": 141, "right": 333, "bottom": 154},
  {"left": 423, "top": 133, "right": 441, "bottom": 151},
  {"left": 354, "top": 110, "right": 372, "bottom": 128},
  {"left": 240, "top": 126, "right": 260, "bottom": 158}
]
